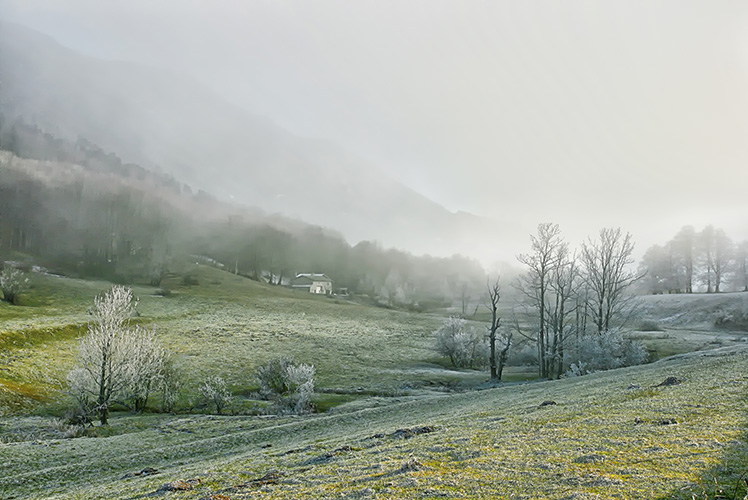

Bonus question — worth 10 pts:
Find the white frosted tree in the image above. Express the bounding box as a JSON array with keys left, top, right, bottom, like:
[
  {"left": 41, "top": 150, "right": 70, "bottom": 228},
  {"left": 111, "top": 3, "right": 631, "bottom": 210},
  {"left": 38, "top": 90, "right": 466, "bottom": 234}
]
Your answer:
[
  {"left": 199, "top": 375, "right": 233, "bottom": 415},
  {"left": 69, "top": 285, "right": 167, "bottom": 424},
  {"left": 0, "top": 267, "right": 29, "bottom": 305}
]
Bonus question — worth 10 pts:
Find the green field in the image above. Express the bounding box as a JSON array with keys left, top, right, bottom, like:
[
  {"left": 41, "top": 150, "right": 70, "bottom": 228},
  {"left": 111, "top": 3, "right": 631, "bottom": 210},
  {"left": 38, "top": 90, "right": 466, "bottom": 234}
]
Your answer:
[
  {"left": 1, "top": 345, "right": 746, "bottom": 499},
  {"left": 2, "top": 265, "right": 748, "bottom": 499},
  {"left": 0, "top": 263, "right": 514, "bottom": 417}
]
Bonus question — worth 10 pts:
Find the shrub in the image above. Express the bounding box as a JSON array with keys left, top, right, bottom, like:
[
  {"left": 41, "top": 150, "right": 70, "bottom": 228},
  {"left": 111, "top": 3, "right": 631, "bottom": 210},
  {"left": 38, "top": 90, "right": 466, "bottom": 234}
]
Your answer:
[
  {"left": 565, "top": 330, "right": 648, "bottom": 376},
  {"left": 181, "top": 274, "right": 199, "bottom": 286},
  {"left": 434, "top": 316, "right": 487, "bottom": 369},
  {"left": 256, "top": 357, "right": 316, "bottom": 414},
  {"left": 199, "top": 375, "right": 233, "bottom": 415},
  {"left": 637, "top": 319, "right": 664, "bottom": 331},
  {"left": 505, "top": 342, "right": 538, "bottom": 367},
  {"left": 160, "top": 356, "right": 182, "bottom": 413},
  {"left": 0, "top": 267, "right": 29, "bottom": 305}
]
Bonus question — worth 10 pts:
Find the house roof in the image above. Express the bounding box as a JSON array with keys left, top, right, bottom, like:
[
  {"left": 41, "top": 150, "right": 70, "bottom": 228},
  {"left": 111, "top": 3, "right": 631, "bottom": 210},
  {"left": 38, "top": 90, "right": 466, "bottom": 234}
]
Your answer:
[{"left": 294, "top": 273, "right": 333, "bottom": 282}]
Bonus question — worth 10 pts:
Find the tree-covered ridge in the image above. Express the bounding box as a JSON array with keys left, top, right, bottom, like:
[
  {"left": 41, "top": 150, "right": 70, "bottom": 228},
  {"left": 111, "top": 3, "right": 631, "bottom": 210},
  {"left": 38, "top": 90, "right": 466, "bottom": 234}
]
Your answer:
[{"left": 0, "top": 117, "right": 486, "bottom": 308}]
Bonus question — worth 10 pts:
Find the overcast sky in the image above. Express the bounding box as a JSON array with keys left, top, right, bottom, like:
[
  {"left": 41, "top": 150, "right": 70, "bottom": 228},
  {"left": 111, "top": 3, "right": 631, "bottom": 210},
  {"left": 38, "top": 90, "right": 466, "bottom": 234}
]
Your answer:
[{"left": 2, "top": 0, "right": 748, "bottom": 256}]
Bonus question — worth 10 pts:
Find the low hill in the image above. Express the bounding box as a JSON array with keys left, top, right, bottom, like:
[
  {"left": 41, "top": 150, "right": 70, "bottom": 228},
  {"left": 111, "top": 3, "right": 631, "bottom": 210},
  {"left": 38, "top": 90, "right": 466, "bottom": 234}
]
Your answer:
[{"left": 638, "top": 292, "right": 748, "bottom": 331}]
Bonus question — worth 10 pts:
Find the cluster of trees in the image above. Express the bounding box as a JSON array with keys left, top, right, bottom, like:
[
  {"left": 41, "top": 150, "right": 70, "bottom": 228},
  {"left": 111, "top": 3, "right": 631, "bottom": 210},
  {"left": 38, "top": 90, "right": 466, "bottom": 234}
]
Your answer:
[
  {"left": 515, "top": 224, "right": 645, "bottom": 379},
  {"left": 0, "top": 118, "right": 486, "bottom": 309},
  {"left": 68, "top": 285, "right": 317, "bottom": 424},
  {"left": 639, "top": 225, "right": 748, "bottom": 294}
]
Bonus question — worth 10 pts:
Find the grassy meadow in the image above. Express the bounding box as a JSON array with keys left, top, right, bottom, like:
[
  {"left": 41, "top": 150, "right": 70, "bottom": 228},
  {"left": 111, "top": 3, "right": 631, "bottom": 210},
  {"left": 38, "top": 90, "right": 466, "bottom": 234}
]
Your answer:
[
  {"left": 1, "top": 345, "right": 746, "bottom": 499},
  {"left": 1, "top": 263, "right": 748, "bottom": 499},
  {"left": 0, "top": 262, "right": 506, "bottom": 417}
]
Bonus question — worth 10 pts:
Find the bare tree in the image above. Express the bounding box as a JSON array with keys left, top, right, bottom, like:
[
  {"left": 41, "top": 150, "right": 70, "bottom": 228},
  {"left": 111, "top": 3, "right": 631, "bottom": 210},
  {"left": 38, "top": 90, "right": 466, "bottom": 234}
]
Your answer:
[
  {"left": 486, "top": 276, "right": 511, "bottom": 381},
  {"left": 699, "top": 225, "right": 717, "bottom": 293},
  {"left": 639, "top": 243, "right": 681, "bottom": 294},
  {"left": 672, "top": 225, "right": 696, "bottom": 293},
  {"left": 580, "top": 228, "right": 643, "bottom": 334},
  {"left": 546, "top": 247, "right": 581, "bottom": 378},
  {"left": 713, "top": 228, "right": 733, "bottom": 293},
  {"left": 516, "top": 223, "right": 564, "bottom": 378},
  {"left": 735, "top": 240, "right": 748, "bottom": 292}
]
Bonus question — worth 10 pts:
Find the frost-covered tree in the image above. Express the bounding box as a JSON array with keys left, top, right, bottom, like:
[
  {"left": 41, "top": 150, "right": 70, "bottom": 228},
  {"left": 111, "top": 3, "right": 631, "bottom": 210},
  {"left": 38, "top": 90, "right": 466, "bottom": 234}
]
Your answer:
[
  {"left": 69, "top": 285, "right": 167, "bottom": 424},
  {"left": 121, "top": 328, "right": 167, "bottom": 412},
  {"left": 284, "top": 363, "right": 315, "bottom": 414},
  {"left": 199, "top": 375, "right": 233, "bottom": 415},
  {"left": 516, "top": 223, "right": 566, "bottom": 378},
  {"left": 566, "top": 330, "right": 648, "bottom": 375},
  {"left": 0, "top": 267, "right": 29, "bottom": 305},
  {"left": 434, "top": 316, "right": 487, "bottom": 369},
  {"left": 256, "top": 357, "right": 315, "bottom": 414}
]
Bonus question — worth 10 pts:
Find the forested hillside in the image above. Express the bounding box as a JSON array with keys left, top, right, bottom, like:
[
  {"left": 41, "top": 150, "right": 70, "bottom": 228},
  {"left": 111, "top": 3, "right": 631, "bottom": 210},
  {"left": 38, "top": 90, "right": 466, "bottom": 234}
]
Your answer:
[{"left": 0, "top": 118, "right": 486, "bottom": 309}]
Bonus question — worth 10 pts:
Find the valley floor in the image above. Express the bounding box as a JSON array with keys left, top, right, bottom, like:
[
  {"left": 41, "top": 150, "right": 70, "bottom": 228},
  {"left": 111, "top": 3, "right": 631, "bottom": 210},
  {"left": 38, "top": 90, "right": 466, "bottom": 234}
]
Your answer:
[{"left": 2, "top": 345, "right": 747, "bottom": 499}]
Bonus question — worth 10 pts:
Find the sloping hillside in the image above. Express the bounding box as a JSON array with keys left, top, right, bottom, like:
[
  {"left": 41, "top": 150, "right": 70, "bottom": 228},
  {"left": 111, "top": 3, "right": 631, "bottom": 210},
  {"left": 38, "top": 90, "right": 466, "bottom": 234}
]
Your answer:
[
  {"left": 0, "top": 20, "right": 517, "bottom": 260},
  {"left": 638, "top": 292, "right": 748, "bottom": 331},
  {"left": 1, "top": 346, "right": 746, "bottom": 499}
]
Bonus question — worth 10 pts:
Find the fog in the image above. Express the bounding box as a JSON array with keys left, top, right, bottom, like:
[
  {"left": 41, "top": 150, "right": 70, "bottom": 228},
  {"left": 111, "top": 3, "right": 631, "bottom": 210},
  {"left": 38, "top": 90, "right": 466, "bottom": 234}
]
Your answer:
[{"left": 2, "top": 0, "right": 748, "bottom": 262}]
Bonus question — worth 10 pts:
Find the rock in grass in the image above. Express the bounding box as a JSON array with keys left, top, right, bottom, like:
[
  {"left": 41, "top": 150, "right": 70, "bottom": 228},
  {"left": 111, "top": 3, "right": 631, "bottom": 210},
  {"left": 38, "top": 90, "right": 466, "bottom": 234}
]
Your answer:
[
  {"left": 655, "top": 376, "right": 682, "bottom": 387},
  {"left": 156, "top": 478, "right": 202, "bottom": 492},
  {"left": 539, "top": 400, "right": 557, "bottom": 407},
  {"left": 236, "top": 470, "right": 284, "bottom": 488},
  {"left": 391, "top": 426, "right": 437, "bottom": 439},
  {"left": 398, "top": 457, "right": 424, "bottom": 472},
  {"left": 657, "top": 418, "right": 678, "bottom": 425},
  {"left": 121, "top": 467, "right": 159, "bottom": 479},
  {"left": 306, "top": 445, "right": 354, "bottom": 465}
]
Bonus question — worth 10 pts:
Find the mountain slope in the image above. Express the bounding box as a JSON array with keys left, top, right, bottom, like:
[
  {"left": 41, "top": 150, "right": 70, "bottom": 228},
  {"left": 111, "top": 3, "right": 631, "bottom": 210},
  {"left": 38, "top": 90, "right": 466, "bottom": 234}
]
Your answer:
[{"left": 0, "top": 20, "right": 517, "bottom": 260}]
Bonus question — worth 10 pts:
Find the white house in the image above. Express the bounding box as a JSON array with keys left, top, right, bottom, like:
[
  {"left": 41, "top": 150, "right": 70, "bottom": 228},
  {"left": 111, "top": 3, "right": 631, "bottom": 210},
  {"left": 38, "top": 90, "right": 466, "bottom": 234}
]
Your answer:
[{"left": 291, "top": 273, "right": 333, "bottom": 295}]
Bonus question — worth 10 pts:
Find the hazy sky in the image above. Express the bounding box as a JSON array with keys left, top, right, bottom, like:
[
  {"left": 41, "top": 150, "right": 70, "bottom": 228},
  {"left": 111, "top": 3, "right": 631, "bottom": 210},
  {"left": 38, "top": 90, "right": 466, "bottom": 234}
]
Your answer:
[{"left": 2, "top": 0, "right": 748, "bottom": 254}]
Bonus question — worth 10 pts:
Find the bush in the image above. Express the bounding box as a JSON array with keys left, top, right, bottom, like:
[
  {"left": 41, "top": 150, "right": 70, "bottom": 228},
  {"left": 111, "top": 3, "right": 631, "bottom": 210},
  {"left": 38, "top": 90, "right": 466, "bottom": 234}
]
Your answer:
[
  {"left": 199, "top": 375, "right": 233, "bottom": 415},
  {"left": 181, "top": 274, "right": 199, "bottom": 286},
  {"left": 0, "top": 267, "right": 29, "bottom": 305},
  {"left": 505, "top": 342, "right": 538, "bottom": 367},
  {"left": 256, "top": 357, "right": 316, "bottom": 414},
  {"left": 637, "top": 319, "right": 664, "bottom": 331},
  {"left": 434, "top": 316, "right": 487, "bottom": 369},
  {"left": 565, "top": 330, "right": 648, "bottom": 376},
  {"left": 160, "top": 356, "right": 182, "bottom": 413}
]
